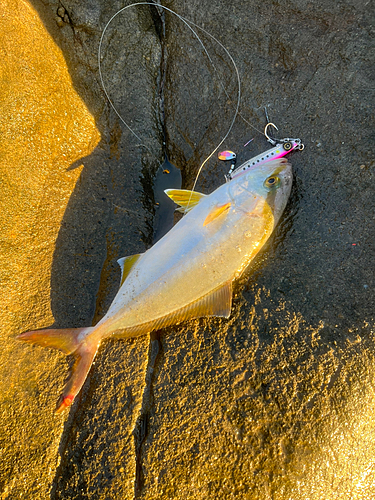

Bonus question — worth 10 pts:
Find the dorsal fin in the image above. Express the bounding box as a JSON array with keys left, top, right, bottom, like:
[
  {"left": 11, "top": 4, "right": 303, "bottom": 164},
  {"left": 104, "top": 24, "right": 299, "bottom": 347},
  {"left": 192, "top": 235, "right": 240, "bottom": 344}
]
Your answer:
[
  {"left": 164, "top": 189, "right": 206, "bottom": 213},
  {"left": 117, "top": 254, "right": 142, "bottom": 286}
]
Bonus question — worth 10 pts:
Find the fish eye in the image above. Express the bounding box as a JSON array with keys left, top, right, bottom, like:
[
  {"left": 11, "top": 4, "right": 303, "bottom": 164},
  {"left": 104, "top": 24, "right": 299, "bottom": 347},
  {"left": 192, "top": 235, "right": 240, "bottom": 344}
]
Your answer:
[{"left": 264, "top": 175, "right": 280, "bottom": 190}]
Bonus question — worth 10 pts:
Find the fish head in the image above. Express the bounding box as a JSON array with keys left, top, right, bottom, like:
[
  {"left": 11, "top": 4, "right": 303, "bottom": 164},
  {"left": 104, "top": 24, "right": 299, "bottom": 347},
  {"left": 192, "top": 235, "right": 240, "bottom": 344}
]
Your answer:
[{"left": 228, "top": 158, "right": 293, "bottom": 225}]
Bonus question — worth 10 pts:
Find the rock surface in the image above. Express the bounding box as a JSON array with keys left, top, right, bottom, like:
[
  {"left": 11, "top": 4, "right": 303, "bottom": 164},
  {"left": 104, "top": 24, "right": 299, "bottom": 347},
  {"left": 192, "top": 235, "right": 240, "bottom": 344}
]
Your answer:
[{"left": 1, "top": 0, "right": 374, "bottom": 498}]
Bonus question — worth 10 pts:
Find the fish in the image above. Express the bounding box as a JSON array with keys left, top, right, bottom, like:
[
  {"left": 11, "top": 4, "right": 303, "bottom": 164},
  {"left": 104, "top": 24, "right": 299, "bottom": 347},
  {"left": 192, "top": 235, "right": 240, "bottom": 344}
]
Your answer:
[{"left": 18, "top": 154, "right": 294, "bottom": 413}]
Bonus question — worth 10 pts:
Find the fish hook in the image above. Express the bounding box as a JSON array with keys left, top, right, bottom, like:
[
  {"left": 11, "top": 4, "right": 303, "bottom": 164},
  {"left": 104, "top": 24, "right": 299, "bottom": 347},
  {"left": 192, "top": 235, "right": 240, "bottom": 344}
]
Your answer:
[
  {"left": 264, "top": 122, "right": 279, "bottom": 146},
  {"left": 264, "top": 113, "right": 305, "bottom": 150}
]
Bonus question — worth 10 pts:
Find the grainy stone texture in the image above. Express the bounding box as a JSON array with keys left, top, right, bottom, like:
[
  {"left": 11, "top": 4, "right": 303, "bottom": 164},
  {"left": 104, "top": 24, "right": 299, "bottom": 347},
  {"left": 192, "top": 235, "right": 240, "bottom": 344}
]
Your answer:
[{"left": 1, "top": 0, "right": 374, "bottom": 499}]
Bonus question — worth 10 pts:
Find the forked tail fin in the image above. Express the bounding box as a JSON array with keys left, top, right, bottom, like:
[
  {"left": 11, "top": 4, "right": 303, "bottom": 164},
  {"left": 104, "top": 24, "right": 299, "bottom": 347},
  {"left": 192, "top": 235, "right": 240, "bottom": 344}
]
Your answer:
[{"left": 17, "top": 327, "right": 98, "bottom": 413}]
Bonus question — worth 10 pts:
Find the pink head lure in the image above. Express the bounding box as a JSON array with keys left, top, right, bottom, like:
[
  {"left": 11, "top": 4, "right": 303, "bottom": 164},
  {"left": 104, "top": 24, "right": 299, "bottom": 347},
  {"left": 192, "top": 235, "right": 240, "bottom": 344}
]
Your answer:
[{"left": 224, "top": 122, "right": 304, "bottom": 181}]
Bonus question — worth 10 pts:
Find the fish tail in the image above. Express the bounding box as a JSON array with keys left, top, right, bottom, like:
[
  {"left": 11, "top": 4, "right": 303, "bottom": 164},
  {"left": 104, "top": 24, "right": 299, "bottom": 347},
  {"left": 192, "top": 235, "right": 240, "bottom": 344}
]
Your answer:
[
  {"left": 18, "top": 326, "right": 99, "bottom": 413},
  {"left": 54, "top": 338, "right": 98, "bottom": 414}
]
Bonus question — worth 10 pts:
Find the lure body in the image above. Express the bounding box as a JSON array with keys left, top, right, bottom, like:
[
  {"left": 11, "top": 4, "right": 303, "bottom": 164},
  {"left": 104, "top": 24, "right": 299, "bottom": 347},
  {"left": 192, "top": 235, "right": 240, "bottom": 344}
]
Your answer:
[
  {"left": 226, "top": 138, "right": 303, "bottom": 180},
  {"left": 19, "top": 156, "right": 293, "bottom": 412}
]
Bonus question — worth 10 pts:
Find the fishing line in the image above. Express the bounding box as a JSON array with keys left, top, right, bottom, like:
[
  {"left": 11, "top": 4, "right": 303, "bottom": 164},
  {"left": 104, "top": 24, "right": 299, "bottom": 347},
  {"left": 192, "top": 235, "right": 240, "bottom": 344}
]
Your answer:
[{"left": 98, "top": 2, "right": 246, "bottom": 190}]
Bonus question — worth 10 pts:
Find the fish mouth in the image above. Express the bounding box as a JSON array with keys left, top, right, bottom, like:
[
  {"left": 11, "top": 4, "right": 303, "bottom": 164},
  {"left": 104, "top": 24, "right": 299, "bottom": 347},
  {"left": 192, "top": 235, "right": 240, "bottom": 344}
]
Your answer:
[{"left": 279, "top": 162, "right": 293, "bottom": 187}]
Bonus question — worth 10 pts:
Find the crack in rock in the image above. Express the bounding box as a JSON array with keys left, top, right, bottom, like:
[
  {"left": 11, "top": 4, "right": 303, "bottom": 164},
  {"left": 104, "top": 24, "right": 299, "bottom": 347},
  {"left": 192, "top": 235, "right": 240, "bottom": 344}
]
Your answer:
[{"left": 133, "top": 332, "right": 161, "bottom": 499}]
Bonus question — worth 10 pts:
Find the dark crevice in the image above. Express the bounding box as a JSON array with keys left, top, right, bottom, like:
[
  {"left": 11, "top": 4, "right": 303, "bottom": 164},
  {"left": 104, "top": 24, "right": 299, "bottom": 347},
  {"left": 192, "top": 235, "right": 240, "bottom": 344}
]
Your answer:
[
  {"left": 140, "top": 1, "right": 182, "bottom": 248},
  {"left": 149, "top": 1, "right": 182, "bottom": 243},
  {"left": 133, "top": 9, "right": 172, "bottom": 497},
  {"left": 148, "top": 1, "right": 164, "bottom": 42},
  {"left": 133, "top": 331, "right": 162, "bottom": 498}
]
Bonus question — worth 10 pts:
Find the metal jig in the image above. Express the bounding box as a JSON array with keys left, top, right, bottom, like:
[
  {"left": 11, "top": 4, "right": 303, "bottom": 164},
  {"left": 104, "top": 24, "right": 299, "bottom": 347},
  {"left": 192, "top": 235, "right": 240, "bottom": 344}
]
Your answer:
[{"left": 221, "top": 122, "right": 304, "bottom": 181}]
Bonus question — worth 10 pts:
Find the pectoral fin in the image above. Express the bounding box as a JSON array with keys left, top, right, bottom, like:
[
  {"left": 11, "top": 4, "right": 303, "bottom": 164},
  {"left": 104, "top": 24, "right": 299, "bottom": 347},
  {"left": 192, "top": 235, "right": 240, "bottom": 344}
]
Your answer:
[
  {"left": 203, "top": 202, "right": 231, "bottom": 226},
  {"left": 164, "top": 189, "right": 206, "bottom": 213},
  {"left": 117, "top": 254, "right": 142, "bottom": 286}
]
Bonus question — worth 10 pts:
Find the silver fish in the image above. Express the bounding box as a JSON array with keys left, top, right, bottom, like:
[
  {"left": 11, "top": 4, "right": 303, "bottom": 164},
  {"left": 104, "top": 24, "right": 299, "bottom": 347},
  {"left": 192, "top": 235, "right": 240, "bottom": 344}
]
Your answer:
[{"left": 19, "top": 156, "right": 293, "bottom": 412}]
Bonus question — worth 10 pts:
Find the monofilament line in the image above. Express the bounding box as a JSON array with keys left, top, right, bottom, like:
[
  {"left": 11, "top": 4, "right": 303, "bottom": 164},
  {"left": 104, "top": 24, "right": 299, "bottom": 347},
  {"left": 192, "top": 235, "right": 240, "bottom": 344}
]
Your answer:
[{"left": 98, "top": 3, "right": 241, "bottom": 192}]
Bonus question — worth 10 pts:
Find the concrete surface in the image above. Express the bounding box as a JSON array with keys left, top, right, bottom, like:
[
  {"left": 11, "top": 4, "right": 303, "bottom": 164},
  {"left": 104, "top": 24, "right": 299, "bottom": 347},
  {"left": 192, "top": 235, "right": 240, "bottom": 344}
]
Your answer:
[{"left": 1, "top": 0, "right": 374, "bottom": 498}]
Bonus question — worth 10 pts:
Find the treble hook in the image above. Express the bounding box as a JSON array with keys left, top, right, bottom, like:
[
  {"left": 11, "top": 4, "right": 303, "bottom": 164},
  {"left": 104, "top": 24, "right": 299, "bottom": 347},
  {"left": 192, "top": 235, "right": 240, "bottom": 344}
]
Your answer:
[{"left": 264, "top": 122, "right": 279, "bottom": 146}]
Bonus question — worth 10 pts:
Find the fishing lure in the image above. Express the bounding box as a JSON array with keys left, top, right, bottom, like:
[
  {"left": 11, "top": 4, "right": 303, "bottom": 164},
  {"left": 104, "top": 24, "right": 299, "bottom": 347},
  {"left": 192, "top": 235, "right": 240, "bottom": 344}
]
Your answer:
[
  {"left": 218, "top": 151, "right": 236, "bottom": 161},
  {"left": 225, "top": 123, "right": 304, "bottom": 181}
]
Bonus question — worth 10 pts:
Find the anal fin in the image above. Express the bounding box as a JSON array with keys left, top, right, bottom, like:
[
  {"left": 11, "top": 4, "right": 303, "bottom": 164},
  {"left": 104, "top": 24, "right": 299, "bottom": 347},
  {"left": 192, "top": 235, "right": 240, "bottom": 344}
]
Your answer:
[
  {"left": 195, "top": 280, "right": 233, "bottom": 318},
  {"left": 119, "top": 281, "right": 233, "bottom": 338}
]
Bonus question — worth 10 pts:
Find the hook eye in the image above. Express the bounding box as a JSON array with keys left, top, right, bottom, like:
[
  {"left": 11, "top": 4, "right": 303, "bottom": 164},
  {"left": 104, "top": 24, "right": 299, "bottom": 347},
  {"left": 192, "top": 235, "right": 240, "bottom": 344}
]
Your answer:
[{"left": 264, "top": 123, "right": 278, "bottom": 145}]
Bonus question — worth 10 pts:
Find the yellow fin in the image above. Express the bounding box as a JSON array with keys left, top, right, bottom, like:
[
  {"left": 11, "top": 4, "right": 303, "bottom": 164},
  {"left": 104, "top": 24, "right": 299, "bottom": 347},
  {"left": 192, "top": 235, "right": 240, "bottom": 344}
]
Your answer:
[
  {"left": 172, "top": 280, "right": 232, "bottom": 320},
  {"left": 115, "top": 281, "right": 233, "bottom": 338},
  {"left": 203, "top": 202, "right": 231, "bottom": 226},
  {"left": 164, "top": 189, "right": 206, "bottom": 213},
  {"left": 117, "top": 254, "right": 142, "bottom": 286}
]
